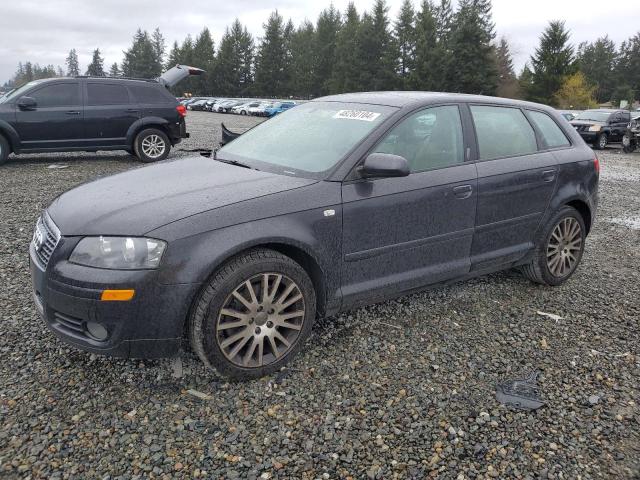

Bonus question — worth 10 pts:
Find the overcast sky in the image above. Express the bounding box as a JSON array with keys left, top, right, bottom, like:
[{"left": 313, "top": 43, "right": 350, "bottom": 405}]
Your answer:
[{"left": 0, "top": 0, "right": 638, "bottom": 84}]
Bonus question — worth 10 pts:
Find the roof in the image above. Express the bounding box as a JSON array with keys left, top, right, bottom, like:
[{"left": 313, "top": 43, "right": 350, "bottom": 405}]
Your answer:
[{"left": 314, "top": 91, "right": 553, "bottom": 110}]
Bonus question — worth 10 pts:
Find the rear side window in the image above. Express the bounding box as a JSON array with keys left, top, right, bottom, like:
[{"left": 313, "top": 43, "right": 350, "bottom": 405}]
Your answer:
[
  {"left": 471, "top": 105, "right": 537, "bottom": 160},
  {"left": 129, "top": 85, "right": 171, "bottom": 104},
  {"left": 526, "top": 110, "right": 570, "bottom": 149},
  {"left": 87, "top": 83, "right": 130, "bottom": 105},
  {"left": 30, "top": 83, "right": 80, "bottom": 107}
]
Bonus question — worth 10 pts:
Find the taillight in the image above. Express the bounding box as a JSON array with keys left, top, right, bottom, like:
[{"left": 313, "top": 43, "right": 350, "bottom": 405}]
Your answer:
[
  {"left": 176, "top": 105, "right": 187, "bottom": 117},
  {"left": 593, "top": 156, "right": 600, "bottom": 174}
]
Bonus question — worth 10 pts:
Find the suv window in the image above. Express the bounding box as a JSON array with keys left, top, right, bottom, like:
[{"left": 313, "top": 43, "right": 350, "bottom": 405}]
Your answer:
[
  {"left": 471, "top": 105, "right": 537, "bottom": 160},
  {"left": 29, "top": 83, "right": 80, "bottom": 107},
  {"left": 620, "top": 112, "right": 631, "bottom": 123},
  {"left": 129, "top": 85, "right": 170, "bottom": 104},
  {"left": 374, "top": 105, "right": 464, "bottom": 172},
  {"left": 87, "top": 83, "right": 130, "bottom": 105},
  {"left": 526, "top": 110, "right": 570, "bottom": 149}
]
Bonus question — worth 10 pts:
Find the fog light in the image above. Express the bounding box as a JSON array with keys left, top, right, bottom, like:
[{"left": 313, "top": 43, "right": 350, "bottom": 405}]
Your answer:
[{"left": 86, "top": 321, "right": 108, "bottom": 341}]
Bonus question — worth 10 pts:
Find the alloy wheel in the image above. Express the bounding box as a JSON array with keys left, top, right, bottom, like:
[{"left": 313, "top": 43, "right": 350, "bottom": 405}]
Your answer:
[
  {"left": 546, "top": 217, "right": 582, "bottom": 277},
  {"left": 141, "top": 135, "right": 166, "bottom": 159},
  {"left": 598, "top": 134, "right": 607, "bottom": 149},
  {"left": 216, "top": 273, "right": 305, "bottom": 368}
]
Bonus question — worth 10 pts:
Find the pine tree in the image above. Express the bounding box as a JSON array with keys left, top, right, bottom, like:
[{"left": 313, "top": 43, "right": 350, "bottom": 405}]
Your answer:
[
  {"left": 65, "top": 49, "right": 80, "bottom": 76},
  {"left": 255, "top": 10, "right": 288, "bottom": 96},
  {"left": 314, "top": 5, "right": 342, "bottom": 96},
  {"left": 411, "top": 0, "right": 437, "bottom": 90},
  {"left": 329, "top": 2, "right": 361, "bottom": 94},
  {"left": 576, "top": 36, "right": 616, "bottom": 103},
  {"left": 433, "top": 0, "right": 454, "bottom": 90},
  {"left": 395, "top": 0, "right": 417, "bottom": 87},
  {"left": 214, "top": 19, "right": 254, "bottom": 96},
  {"left": 528, "top": 20, "right": 575, "bottom": 105},
  {"left": 152, "top": 28, "right": 166, "bottom": 69},
  {"left": 166, "top": 41, "right": 181, "bottom": 70},
  {"left": 109, "top": 63, "right": 120, "bottom": 77},
  {"left": 613, "top": 33, "right": 640, "bottom": 103},
  {"left": 495, "top": 37, "right": 520, "bottom": 98},
  {"left": 191, "top": 27, "right": 215, "bottom": 94},
  {"left": 289, "top": 21, "right": 316, "bottom": 97},
  {"left": 448, "top": 0, "right": 497, "bottom": 94},
  {"left": 357, "top": 0, "right": 397, "bottom": 91},
  {"left": 235, "top": 21, "right": 255, "bottom": 95},
  {"left": 86, "top": 48, "right": 105, "bottom": 76},
  {"left": 121, "top": 29, "right": 163, "bottom": 78}
]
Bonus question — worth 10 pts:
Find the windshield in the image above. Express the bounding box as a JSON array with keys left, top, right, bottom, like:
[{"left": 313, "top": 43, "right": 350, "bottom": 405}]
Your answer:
[
  {"left": 0, "top": 80, "right": 46, "bottom": 104},
  {"left": 219, "top": 101, "right": 395, "bottom": 177},
  {"left": 574, "top": 111, "right": 611, "bottom": 122}
]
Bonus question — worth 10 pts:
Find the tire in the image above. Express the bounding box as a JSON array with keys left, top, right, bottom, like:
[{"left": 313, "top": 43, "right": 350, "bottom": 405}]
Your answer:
[
  {"left": 241, "top": 110, "right": 247, "bottom": 116},
  {"left": 622, "top": 134, "right": 636, "bottom": 153},
  {"left": 189, "top": 248, "right": 316, "bottom": 380},
  {"left": 594, "top": 133, "right": 607, "bottom": 150},
  {"left": 521, "top": 206, "right": 586, "bottom": 286},
  {"left": 134, "top": 128, "right": 171, "bottom": 163},
  {"left": 0, "top": 134, "right": 9, "bottom": 165}
]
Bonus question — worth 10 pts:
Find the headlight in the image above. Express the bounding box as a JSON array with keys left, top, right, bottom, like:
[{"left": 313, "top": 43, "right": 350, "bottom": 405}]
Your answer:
[
  {"left": 70, "top": 236, "right": 167, "bottom": 270},
  {"left": 588, "top": 125, "right": 602, "bottom": 132}
]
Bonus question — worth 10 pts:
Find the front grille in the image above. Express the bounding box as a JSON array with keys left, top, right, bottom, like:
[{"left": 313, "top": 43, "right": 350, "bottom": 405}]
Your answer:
[
  {"left": 52, "top": 311, "right": 88, "bottom": 338},
  {"left": 32, "top": 213, "right": 60, "bottom": 269}
]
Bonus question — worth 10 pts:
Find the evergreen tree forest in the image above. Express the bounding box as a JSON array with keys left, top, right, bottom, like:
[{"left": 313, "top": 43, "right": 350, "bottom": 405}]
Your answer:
[{"left": 3, "top": 1, "right": 640, "bottom": 109}]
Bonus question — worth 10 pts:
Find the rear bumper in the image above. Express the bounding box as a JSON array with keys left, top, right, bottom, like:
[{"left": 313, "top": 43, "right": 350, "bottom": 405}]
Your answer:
[
  {"left": 29, "top": 240, "right": 200, "bottom": 359},
  {"left": 168, "top": 119, "right": 189, "bottom": 144}
]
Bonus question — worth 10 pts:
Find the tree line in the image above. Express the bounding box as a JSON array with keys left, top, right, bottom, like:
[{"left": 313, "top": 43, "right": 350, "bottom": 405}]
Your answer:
[{"left": 3, "top": 0, "right": 640, "bottom": 109}]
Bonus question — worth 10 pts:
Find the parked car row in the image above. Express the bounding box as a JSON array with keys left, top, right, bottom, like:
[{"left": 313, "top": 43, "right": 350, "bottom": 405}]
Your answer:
[{"left": 179, "top": 97, "right": 297, "bottom": 117}]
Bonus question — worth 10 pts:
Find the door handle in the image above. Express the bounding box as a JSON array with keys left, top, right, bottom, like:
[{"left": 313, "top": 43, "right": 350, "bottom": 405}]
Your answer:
[
  {"left": 542, "top": 169, "right": 556, "bottom": 182},
  {"left": 452, "top": 184, "right": 473, "bottom": 199},
  {"left": 126, "top": 109, "right": 139, "bottom": 113},
  {"left": 65, "top": 111, "right": 81, "bottom": 115}
]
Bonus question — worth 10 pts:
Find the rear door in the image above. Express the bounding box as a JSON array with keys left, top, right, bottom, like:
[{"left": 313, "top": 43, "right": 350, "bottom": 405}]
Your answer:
[
  {"left": 341, "top": 104, "right": 477, "bottom": 305},
  {"left": 84, "top": 81, "right": 138, "bottom": 147},
  {"left": 469, "top": 104, "right": 558, "bottom": 270},
  {"left": 14, "top": 81, "right": 83, "bottom": 150}
]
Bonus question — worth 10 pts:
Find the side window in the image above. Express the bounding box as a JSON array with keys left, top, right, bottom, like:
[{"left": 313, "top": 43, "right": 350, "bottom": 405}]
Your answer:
[
  {"left": 87, "top": 83, "right": 130, "bottom": 105},
  {"left": 29, "top": 83, "right": 80, "bottom": 107},
  {"left": 621, "top": 112, "right": 631, "bottom": 123},
  {"left": 129, "top": 85, "right": 170, "bottom": 104},
  {"left": 471, "top": 105, "right": 537, "bottom": 160},
  {"left": 526, "top": 110, "right": 570, "bottom": 149},
  {"left": 373, "top": 105, "right": 464, "bottom": 172}
]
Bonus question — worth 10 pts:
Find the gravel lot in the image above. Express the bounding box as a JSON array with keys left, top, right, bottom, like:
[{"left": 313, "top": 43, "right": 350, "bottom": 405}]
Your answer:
[{"left": 1, "top": 111, "right": 638, "bottom": 479}]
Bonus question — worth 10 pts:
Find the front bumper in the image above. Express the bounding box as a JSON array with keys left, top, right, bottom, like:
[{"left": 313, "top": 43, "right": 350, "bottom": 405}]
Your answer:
[
  {"left": 577, "top": 131, "right": 598, "bottom": 143},
  {"left": 29, "top": 237, "right": 199, "bottom": 359}
]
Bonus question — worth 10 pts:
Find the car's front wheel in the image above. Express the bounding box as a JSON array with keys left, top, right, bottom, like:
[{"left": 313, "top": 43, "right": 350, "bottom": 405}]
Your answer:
[
  {"left": 189, "top": 249, "right": 316, "bottom": 380},
  {"left": 594, "top": 133, "right": 608, "bottom": 150},
  {"left": 134, "top": 128, "right": 171, "bottom": 163},
  {"left": 0, "top": 134, "right": 9, "bottom": 165},
  {"left": 521, "top": 206, "right": 586, "bottom": 286}
]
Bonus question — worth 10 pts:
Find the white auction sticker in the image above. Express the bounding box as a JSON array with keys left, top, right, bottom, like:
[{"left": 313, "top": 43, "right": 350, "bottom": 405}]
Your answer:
[{"left": 333, "top": 110, "right": 381, "bottom": 122}]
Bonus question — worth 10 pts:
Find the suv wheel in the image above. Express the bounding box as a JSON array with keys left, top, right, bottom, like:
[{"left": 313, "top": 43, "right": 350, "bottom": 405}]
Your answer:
[
  {"left": 594, "top": 133, "right": 607, "bottom": 150},
  {"left": 622, "top": 133, "right": 636, "bottom": 153},
  {"left": 189, "top": 249, "right": 316, "bottom": 380},
  {"left": 521, "top": 206, "right": 586, "bottom": 286},
  {"left": 134, "top": 128, "right": 171, "bottom": 163},
  {"left": 0, "top": 134, "right": 9, "bottom": 165}
]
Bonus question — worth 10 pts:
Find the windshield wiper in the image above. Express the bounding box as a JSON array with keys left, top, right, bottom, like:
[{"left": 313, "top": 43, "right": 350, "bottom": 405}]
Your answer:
[{"left": 213, "top": 150, "right": 258, "bottom": 170}]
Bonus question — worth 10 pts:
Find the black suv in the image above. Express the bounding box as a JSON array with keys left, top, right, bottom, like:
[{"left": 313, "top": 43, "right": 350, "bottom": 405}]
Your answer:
[
  {"left": 570, "top": 109, "right": 631, "bottom": 149},
  {"left": 0, "top": 65, "right": 203, "bottom": 164},
  {"left": 30, "top": 92, "right": 598, "bottom": 380}
]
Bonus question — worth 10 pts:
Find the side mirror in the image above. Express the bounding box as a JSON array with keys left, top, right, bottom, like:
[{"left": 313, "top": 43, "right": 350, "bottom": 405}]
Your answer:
[
  {"left": 360, "top": 153, "right": 410, "bottom": 178},
  {"left": 17, "top": 97, "right": 37, "bottom": 110}
]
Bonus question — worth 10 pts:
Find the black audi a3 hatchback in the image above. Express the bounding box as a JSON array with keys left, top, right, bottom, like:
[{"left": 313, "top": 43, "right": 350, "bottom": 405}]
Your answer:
[{"left": 30, "top": 92, "right": 599, "bottom": 379}]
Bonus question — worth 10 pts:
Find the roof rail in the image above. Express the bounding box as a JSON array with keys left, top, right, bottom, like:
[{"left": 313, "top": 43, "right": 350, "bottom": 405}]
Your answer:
[{"left": 74, "top": 75, "right": 158, "bottom": 83}]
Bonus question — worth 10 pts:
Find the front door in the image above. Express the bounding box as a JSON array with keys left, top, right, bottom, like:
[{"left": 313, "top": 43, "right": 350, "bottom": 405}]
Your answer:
[
  {"left": 341, "top": 105, "right": 477, "bottom": 307},
  {"left": 84, "top": 82, "right": 139, "bottom": 147},
  {"left": 14, "top": 81, "right": 84, "bottom": 150}
]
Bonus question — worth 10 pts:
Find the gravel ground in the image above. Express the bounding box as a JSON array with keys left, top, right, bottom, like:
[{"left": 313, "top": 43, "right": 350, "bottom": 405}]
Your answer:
[{"left": 1, "top": 111, "right": 638, "bottom": 479}]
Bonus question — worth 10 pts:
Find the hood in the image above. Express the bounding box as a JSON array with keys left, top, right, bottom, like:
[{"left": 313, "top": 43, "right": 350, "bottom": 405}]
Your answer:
[
  {"left": 48, "top": 156, "right": 316, "bottom": 236},
  {"left": 570, "top": 119, "right": 606, "bottom": 127}
]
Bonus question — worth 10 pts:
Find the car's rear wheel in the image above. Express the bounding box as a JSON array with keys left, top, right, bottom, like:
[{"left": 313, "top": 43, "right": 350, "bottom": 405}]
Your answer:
[
  {"left": 134, "top": 128, "right": 171, "bottom": 163},
  {"left": 622, "top": 133, "right": 636, "bottom": 153},
  {"left": 0, "top": 134, "right": 9, "bottom": 165},
  {"left": 189, "top": 249, "right": 316, "bottom": 380},
  {"left": 521, "top": 206, "right": 586, "bottom": 286},
  {"left": 594, "top": 133, "right": 607, "bottom": 150}
]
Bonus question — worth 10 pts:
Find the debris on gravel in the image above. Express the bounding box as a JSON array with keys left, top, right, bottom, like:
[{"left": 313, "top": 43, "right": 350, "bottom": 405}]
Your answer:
[{"left": 0, "top": 112, "right": 638, "bottom": 479}]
